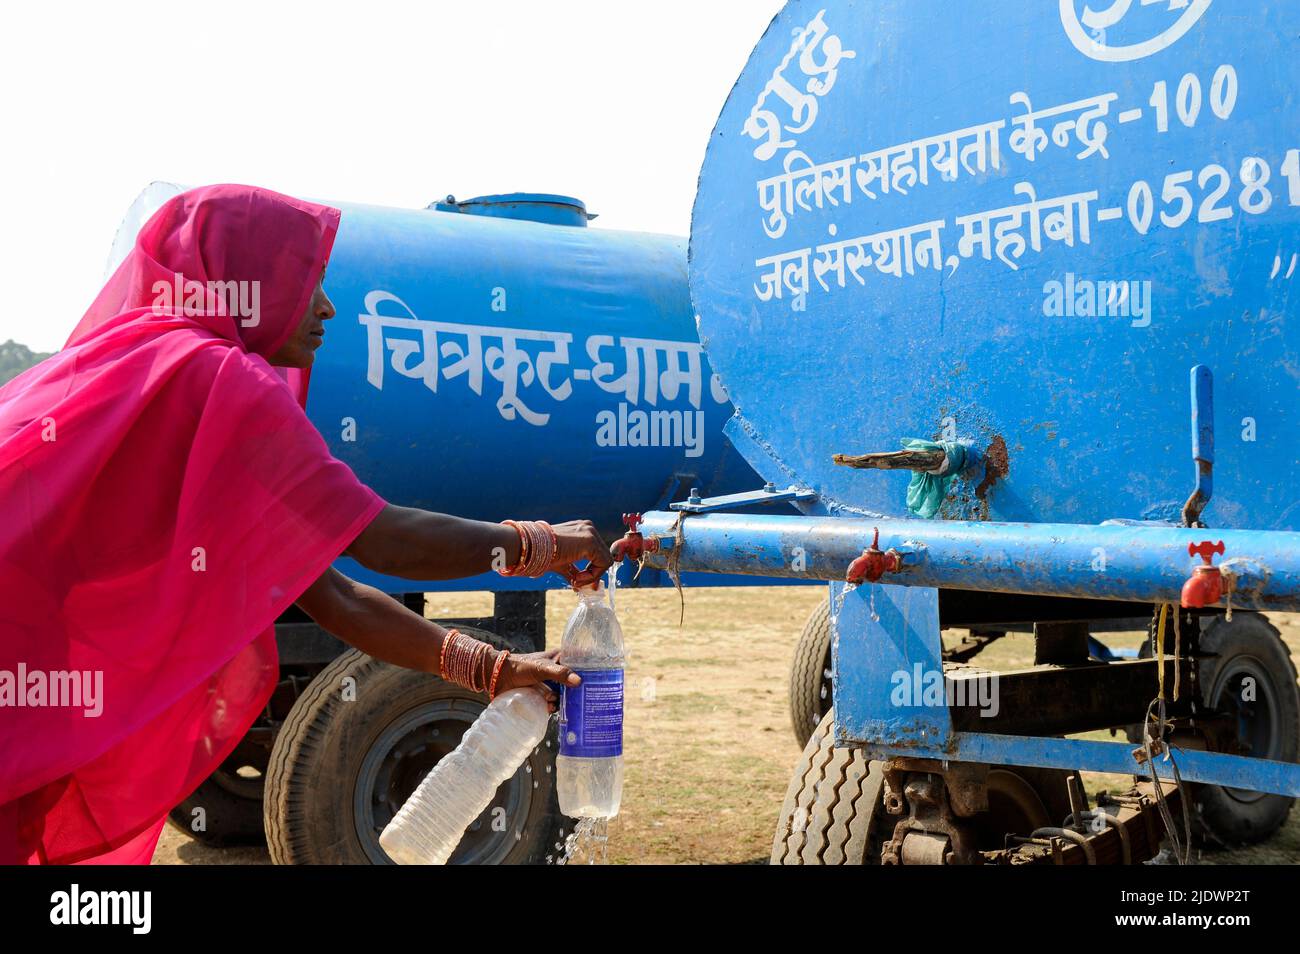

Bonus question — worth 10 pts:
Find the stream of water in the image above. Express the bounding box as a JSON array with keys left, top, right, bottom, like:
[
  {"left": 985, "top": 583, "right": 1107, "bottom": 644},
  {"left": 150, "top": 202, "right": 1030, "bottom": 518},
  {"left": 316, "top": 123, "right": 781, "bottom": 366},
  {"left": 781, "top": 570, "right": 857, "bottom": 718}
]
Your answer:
[{"left": 549, "top": 817, "right": 610, "bottom": 865}]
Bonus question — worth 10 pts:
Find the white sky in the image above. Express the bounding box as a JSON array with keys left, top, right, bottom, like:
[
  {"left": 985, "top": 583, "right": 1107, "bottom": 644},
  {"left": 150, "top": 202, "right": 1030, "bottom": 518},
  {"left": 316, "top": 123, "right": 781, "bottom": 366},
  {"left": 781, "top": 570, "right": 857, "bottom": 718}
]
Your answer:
[{"left": 0, "top": 0, "right": 785, "bottom": 352}]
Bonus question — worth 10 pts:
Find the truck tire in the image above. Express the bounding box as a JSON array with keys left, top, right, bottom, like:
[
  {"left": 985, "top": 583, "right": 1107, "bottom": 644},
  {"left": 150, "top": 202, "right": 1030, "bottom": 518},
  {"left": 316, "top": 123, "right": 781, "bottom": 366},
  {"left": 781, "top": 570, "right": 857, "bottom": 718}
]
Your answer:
[
  {"left": 788, "top": 599, "right": 834, "bottom": 748},
  {"left": 773, "top": 711, "right": 1075, "bottom": 864},
  {"left": 264, "top": 630, "right": 567, "bottom": 865},
  {"left": 772, "top": 710, "right": 886, "bottom": 864},
  {"left": 1191, "top": 613, "right": 1299, "bottom": 847},
  {"left": 167, "top": 757, "right": 267, "bottom": 848}
]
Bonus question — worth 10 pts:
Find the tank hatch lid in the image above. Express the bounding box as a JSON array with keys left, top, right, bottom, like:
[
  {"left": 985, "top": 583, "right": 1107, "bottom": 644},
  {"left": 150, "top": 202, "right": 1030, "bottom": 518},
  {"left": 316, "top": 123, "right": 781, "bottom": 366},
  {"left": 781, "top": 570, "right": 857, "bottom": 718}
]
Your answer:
[{"left": 431, "top": 192, "right": 595, "bottom": 227}]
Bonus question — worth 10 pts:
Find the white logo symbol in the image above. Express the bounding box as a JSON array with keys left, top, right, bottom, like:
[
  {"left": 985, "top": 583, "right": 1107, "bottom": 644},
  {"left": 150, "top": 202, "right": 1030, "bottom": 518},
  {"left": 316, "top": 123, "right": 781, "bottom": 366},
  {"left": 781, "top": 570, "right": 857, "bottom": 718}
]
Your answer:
[{"left": 1060, "top": 0, "right": 1212, "bottom": 62}]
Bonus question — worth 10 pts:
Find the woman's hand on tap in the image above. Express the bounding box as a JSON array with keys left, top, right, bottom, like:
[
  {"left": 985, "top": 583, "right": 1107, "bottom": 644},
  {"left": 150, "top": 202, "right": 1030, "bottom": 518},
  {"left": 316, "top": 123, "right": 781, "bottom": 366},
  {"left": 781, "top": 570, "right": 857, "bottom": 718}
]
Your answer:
[{"left": 548, "top": 519, "right": 613, "bottom": 588}]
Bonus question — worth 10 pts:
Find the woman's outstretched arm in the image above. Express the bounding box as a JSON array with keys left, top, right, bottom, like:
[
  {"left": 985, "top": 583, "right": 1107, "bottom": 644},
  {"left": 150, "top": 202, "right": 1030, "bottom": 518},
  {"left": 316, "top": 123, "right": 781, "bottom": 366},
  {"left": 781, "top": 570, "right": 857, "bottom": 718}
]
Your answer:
[
  {"left": 295, "top": 567, "right": 580, "bottom": 699},
  {"left": 343, "top": 503, "right": 612, "bottom": 585}
]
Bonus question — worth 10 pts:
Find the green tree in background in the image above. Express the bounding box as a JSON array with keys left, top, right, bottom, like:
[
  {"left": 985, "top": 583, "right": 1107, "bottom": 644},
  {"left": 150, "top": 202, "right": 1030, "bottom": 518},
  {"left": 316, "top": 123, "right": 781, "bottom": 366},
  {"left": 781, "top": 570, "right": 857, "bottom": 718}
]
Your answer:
[{"left": 0, "top": 339, "right": 54, "bottom": 385}]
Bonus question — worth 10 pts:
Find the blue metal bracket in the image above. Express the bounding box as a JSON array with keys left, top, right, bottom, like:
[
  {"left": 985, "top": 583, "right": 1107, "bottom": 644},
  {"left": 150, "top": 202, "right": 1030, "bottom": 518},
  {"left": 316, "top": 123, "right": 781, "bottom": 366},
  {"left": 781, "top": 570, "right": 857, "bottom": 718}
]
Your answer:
[
  {"left": 669, "top": 482, "right": 819, "bottom": 514},
  {"left": 832, "top": 580, "right": 951, "bottom": 748}
]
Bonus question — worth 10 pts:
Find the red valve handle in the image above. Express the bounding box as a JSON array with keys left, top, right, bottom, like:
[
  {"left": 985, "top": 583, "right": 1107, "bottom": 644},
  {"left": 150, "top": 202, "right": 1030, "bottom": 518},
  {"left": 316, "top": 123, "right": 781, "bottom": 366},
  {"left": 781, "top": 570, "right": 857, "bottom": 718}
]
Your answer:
[
  {"left": 1188, "top": 540, "right": 1225, "bottom": 565},
  {"left": 611, "top": 512, "right": 658, "bottom": 563},
  {"left": 845, "top": 527, "right": 901, "bottom": 586}
]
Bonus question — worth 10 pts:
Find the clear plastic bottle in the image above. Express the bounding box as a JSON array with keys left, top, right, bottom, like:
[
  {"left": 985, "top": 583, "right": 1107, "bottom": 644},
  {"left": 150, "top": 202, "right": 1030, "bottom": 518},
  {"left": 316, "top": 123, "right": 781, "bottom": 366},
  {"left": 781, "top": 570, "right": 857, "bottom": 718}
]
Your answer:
[
  {"left": 379, "top": 687, "right": 549, "bottom": 865},
  {"left": 557, "top": 582, "right": 625, "bottom": 818}
]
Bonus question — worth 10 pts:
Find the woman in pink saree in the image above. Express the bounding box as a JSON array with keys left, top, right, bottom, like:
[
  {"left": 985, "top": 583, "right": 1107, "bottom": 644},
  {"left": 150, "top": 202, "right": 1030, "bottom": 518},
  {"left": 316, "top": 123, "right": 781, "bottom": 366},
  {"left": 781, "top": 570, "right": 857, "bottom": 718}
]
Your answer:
[{"left": 0, "top": 184, "right": 610, "bottom": 864}]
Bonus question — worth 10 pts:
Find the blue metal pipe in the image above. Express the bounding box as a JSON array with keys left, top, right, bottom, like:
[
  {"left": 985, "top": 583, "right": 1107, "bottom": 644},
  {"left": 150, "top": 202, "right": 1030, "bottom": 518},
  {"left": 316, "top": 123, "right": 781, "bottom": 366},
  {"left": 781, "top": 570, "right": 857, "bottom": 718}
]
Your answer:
[{"left": 636, "top": 511, "right": 1300, "bottom": 612}]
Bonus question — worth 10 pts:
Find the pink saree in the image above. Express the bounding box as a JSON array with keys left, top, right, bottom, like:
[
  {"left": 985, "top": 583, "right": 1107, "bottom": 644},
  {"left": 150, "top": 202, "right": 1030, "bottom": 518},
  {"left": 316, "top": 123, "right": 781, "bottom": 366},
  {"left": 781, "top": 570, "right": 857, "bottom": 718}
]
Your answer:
[{"left": 0, "top": 184, "right": 385, "bottom": 864}]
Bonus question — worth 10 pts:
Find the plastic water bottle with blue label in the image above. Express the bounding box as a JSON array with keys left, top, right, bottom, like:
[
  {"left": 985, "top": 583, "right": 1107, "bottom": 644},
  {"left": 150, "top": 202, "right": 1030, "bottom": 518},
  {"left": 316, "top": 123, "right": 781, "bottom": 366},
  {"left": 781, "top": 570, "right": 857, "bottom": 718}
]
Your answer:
[{"left": 557, "top": 580, "right": 624, "bottom": 818}]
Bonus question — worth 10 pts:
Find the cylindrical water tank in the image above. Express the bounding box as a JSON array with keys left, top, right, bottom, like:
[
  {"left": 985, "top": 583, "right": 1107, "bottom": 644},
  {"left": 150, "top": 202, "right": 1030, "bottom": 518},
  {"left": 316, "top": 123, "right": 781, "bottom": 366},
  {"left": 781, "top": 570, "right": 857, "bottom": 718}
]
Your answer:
[{"left": 690, "top": 0, "right": 1300, "bottom": 531}]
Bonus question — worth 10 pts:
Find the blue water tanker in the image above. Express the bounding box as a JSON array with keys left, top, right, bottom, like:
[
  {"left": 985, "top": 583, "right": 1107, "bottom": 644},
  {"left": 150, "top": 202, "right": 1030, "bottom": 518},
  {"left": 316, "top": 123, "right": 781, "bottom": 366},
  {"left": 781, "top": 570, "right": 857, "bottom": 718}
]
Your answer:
[{"left": 618, "top": 0, "right": 1300, "bottom": 864}]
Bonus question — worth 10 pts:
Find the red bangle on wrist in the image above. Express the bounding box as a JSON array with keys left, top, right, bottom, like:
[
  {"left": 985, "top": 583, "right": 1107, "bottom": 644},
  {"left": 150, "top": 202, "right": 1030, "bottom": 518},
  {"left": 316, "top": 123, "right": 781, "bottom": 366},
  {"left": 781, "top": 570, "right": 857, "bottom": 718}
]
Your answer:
[
  {"left": 497, "top": 519, "right": 557, "bottom": 578},
  {"left": 488, "top": 650, "right": 510, "bottom": 700},
  {"left": 438, "top": 628, "right": 460, "bottom": 678},
  {"left": 440, "top": 629, "right": 494, "bottom": 694}
]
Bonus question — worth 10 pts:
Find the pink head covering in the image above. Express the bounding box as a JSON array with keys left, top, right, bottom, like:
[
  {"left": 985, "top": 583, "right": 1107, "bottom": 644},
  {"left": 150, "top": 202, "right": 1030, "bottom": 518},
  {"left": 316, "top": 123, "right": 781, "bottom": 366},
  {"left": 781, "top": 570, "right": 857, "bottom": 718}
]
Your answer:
[
  {"left": 0, "top": 184, "right": 386, "bottom": 863},
  {"left": 68, "top": 183, "right": 341, "bottom": 404}
]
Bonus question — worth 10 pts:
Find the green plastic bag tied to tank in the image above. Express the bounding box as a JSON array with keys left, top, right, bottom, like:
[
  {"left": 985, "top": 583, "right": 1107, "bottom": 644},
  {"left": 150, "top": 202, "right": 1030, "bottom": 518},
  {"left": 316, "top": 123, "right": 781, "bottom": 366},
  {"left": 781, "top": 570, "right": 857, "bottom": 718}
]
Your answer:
[{"left": 901, "top": 439, "right": 966, "bottom": 519}]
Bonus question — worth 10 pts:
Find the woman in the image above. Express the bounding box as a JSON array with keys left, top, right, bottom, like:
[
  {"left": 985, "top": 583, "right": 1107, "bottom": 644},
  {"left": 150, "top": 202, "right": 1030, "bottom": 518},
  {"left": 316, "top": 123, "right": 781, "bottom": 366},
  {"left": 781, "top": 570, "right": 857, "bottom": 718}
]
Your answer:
[{"left": 0, "top": 184, "right": 612, "bottom": 864}]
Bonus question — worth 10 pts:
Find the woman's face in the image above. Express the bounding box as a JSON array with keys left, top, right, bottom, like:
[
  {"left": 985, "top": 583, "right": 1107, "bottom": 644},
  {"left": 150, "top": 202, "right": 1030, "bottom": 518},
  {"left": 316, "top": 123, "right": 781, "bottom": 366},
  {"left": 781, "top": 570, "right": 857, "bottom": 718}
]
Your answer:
[{"left": 269, "top": 272, "right": 336, "bottom": 368}]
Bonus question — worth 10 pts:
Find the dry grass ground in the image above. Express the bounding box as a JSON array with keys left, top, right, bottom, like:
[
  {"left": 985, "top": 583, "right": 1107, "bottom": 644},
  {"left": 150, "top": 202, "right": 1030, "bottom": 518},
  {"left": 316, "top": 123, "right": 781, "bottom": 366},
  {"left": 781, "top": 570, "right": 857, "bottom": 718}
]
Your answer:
[{"left": 153, "top": 586, "right": 1300, "bottom": 865}]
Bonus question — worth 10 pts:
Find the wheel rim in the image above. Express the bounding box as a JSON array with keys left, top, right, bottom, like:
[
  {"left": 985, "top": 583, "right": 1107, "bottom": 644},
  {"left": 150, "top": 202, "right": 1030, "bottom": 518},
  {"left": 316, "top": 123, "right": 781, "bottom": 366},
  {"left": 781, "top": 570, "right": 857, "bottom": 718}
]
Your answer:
[
  {"left": 210, "top": 754, "right": 266, "bottom": 801},
  {"left": 976, "top": 769, "right": 1054, "bottom": 848},
  {"left": 353, "top": 697, "right": 538, "bottom": 865},
  {"left": 1209, "top": 653, "right": 1281, "bottom": 805}
]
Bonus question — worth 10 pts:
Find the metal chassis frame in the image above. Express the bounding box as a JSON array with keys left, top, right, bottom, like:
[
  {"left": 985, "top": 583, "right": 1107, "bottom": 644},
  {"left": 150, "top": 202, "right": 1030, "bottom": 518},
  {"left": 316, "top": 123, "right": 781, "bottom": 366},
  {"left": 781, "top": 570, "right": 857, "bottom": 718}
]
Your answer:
[{"left": 830, "top": 579, "right": 1300, "bottom": 797}]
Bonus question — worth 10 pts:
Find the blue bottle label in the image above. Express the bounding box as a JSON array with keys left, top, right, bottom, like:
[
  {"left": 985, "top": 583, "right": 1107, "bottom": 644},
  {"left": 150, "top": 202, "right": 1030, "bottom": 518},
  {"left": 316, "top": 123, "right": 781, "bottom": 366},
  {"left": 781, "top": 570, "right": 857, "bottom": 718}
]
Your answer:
[{"left": 559, "top": 669, "right": 623, "bottom": 758}]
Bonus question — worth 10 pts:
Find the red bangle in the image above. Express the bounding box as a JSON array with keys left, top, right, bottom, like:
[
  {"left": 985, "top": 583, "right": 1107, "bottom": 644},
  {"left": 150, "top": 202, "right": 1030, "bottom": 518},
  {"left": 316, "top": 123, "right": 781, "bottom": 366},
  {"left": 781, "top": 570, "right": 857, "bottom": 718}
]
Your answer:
[
  {"left": 530, "top": 521, "right": 557, "bottom": 577},
  {"left": 488, "top": 650, "right": 510, "bottom": 700},
  {"left": 497, "top": 520, "right": 529, "bottom": 577},
  {"left": 496, "top": 519, "right": 557, "bottom": 578},
  {"left": 473, "top": 640, "right": 491, "bottom": 693},
  {"left": 441, "top": 630, "right": 493, "bottom": 694},
  {"left": 439, "top": 628, "right": 461, "bottom": 679},
  {"left": 521, "top": 520, "right": 554, "bottom": 577}
]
